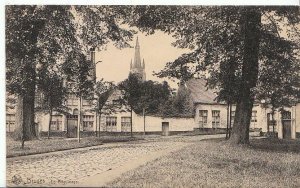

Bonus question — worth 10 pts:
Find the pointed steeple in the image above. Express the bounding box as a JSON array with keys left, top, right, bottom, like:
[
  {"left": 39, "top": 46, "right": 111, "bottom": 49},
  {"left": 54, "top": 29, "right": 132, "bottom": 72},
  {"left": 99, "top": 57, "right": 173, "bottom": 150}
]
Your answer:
[
  {"left": 135, "top": 36, "right": 140, "bottom": 49},
  {"left": 142, "top": 59, "right": 145, "bottom": 68},
  {"left": 130, "top": 37, "right": 146, "bottom": 81},
  {"left": 133, "top": 37, "right": 142, "bottom": 68}
]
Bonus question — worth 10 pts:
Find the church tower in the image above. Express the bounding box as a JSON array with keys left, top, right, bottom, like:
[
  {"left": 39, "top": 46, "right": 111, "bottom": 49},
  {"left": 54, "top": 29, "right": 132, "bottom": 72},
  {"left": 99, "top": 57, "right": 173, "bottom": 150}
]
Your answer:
[{"left": 130, "top": 37, "right": 146, "bottom": 81}]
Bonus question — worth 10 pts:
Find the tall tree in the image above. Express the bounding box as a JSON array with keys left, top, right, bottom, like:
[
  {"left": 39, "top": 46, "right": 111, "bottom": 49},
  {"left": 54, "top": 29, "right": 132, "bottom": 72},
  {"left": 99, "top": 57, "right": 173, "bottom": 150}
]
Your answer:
[
  {"left": 159, "top": 83, "right": 194, "bottom": 118},
  {"left": 119, "top": 74, "right": 143, "bottom": 137},
  {"left": 62, "top": 49, "right": 95, "bottom": 142},
  {"left": 135, "top": 80, "right": 171, "bottom": 115},
  {"left": 127, "top": 6, "right": 300, "bottom": 144},
  {"left": 94, "top": 79, "right": 116, "bottom": 137},
  {"left": 36, "top": 70, "right": 68, "bottom": 139}
]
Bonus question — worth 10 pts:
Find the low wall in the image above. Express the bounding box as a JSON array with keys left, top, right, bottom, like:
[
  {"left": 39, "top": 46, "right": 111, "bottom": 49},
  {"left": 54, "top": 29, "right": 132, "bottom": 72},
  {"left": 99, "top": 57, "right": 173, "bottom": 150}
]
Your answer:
[
  {"left": 39, "top": 131, "right": 96, "bottom": 138},
  {"left": 132, "top": 115, "right": 195, "bottom": 132},
  {"left": 194, "top": 128, "right": 227, "bottom": 135}
]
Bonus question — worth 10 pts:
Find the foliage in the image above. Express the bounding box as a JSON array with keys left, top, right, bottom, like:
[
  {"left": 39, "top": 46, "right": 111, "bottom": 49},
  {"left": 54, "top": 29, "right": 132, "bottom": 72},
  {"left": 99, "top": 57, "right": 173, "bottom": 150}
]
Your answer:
[
  {"left": 36, "top": 70, "right": 68, "bottom": 114},
  {"left": 126, "top": 6, "right": 300, "bottom": 144},
  {"left": 94, "top": 79, "right": 117, "bottom": 115},
  {"left": 62, "top": 49, "right": 95, "bottom": 99},
  {"left": 159, "top": 83, "right": 194, "bottom": 118},
  {"left": 6, "top": 5, "right": 135, "bottom": 142},
  {"left": 118, "top": 73, "right": 145, "bottom": 112},
  {"left": 118, "top": 74, "right": 172, "bottom": 115}
]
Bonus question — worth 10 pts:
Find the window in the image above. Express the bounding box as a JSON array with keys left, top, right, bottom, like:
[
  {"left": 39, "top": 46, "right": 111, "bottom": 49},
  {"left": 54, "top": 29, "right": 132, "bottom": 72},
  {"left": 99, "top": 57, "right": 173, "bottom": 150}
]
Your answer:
[
  {"left": 230, "top": 111, "right": 235, "bottom": 126},
  {"left": 50, "top": 115, "right": 63, "bottom": 131},
  {"left": 6, "top": 114, "right": 15, "bottom": 132},
  {"left": 212, "top": 110, "right": 220, "bottom": 128},
  {"left": 267, "top": 113, "right": 277, "bottom": 132},
  {"left": 67, "top": 93, "right": 78, "bottom": 106},
  {"left": 121, "top": 117, "right": 131, "bottom": 132},
  {"left": 281, "top": 111, "right": 291, "bottom": 120},
  {"left": 106, "top": 116, "right": 117, "bottom": 132},
  {"left": 199, "top": 110, "right": 208, "bottom": 128},
  {"left": 250, "top": 111, "right": 257, "bottom": 128},
  {"left": 82, "top": 99, "right": 92, "bottom": 106},
  {"left": 83, "top": 115, "right": 94, "bottom": 131}
]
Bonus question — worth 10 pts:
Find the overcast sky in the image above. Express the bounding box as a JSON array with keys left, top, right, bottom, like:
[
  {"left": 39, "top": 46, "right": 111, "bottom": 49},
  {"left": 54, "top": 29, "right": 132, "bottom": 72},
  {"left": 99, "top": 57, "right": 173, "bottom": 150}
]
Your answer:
[{"left": 95, "top": 30, "right": 190, "bottom": 89}]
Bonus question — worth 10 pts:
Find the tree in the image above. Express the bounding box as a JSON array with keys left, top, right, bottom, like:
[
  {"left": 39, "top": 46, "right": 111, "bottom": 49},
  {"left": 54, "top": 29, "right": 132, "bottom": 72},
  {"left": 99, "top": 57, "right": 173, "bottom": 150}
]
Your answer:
[
  {"left": 127, "top": 6, "right": 300, "bottom": 144},
  {"left": 119, "top": 74, "right": 173, "bottom": 136},
  {"left": 36, "top": 70, "right": 68, "bottom": 139},
  {"left": 6, "top": 5, "right": 134, "bottom": 146},
  {"left": 159, "top": 83, "right": 194, "bottom": 118},
  {"left": 62, "top": 49, "right": 95, "bottom": 142},
  {"left": 118, "top": 74, "right": 143, "bottom": 137},
  {"left": 94, "top": 79, "right": 116, "bottom": 137},
  {"left": 135, "top": 80, "right": 171, "bottom": 115}
]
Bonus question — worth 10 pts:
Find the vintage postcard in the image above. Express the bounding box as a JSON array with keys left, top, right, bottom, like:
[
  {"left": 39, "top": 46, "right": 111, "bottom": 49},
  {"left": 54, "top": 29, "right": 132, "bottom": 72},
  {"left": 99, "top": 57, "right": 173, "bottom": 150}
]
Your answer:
[{"left": 4, "top": 3, "right": 300, "bottom": 187}]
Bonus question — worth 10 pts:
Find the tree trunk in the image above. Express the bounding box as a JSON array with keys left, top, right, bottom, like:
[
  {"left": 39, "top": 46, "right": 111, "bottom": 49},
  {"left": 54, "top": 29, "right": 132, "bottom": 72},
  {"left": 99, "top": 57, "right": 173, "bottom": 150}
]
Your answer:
[
  {"left": 230, "top": 8, "right": 261, "bottom": 145},
  {"left": 14, "top": 93, "right": 36, "bottom": 145},
  {"left": 143, "top": 108, "right": 146, "bottom": 136},
  {"left": 98, "top": 112, "right": 102, "bottom": 137},
  {"left": 130, "top": 107, "right": 133, "bottom": 138},
  {"left": 226, "top": 103, "right": 230, "bottom": 139},
  {"left": 95, "top": 111, "right": 98, "bottom": 137},
  {"left": 229, "top": 104, "right": 232, "bottom": 138},
  {"left": 48, "top": 108, "right": 53, "bottom": 139},
  {"left": 78, "top": 96, "right": 82, "bottom": 143}
]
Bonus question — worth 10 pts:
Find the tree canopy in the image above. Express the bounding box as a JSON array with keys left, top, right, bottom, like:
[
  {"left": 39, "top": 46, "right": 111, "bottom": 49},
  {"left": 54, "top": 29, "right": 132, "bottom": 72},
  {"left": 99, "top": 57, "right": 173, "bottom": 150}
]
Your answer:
[
  {"left": 126, "top": 6, "right": 300, "bottom": 144},
  {"left": 5, "top": 5, "right": 135, "bottom": 143}
]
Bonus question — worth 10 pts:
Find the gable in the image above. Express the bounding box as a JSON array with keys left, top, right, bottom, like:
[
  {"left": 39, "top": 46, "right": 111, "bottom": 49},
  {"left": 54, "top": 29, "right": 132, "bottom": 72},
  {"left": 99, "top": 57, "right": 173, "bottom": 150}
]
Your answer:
[{"left": 186, "top": 78, "right": 221, "bottom": 104}]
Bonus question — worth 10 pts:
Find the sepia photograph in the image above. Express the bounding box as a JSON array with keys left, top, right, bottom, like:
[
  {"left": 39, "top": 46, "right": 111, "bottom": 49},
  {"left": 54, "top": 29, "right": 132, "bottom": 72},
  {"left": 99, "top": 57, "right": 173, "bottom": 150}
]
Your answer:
[{"left": 4, "top": 2, "right": 300, "bottom": 187}]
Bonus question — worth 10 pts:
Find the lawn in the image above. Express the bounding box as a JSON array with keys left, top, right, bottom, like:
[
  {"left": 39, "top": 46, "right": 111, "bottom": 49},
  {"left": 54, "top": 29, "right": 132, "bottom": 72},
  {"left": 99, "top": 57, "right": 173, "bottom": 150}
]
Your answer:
[
  {"left": 6, "top": 136, "right": 142, "bottom": 158},
  {"left": 108, "top": 138, "right": 300, "bottom": 188}
]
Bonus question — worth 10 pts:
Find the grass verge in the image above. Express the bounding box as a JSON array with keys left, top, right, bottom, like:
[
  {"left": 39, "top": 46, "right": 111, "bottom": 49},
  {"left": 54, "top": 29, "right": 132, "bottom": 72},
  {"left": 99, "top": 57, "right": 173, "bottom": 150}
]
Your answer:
[
  {"left": 7, "top": 136, "right": 142, "bottom": 158},
  {"left": 108, "top": 138, "right": 300, "bottom": 188}
]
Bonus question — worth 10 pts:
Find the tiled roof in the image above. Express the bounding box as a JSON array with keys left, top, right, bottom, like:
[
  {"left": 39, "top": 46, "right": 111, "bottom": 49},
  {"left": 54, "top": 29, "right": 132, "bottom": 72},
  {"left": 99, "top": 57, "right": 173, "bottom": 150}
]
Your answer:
[{"left": 186, "top": 78, "right": 221, "bottom": 104}]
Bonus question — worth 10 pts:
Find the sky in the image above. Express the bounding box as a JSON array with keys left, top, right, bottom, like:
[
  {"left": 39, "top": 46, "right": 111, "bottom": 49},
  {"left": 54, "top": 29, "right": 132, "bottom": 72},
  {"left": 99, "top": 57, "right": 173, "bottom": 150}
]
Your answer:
[{"left": 95, "top": 30, "right": 191, "bottom": 89}]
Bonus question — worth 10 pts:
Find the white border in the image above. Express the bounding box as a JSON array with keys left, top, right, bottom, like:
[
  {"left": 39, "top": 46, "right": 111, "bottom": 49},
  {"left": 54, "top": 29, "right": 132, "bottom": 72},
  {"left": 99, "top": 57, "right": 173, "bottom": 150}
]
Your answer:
[
  {"left": 3, "top": 0, "right": 300, "bottom": 5},
  {"left": 1, "top": 1, "right": 299, "bottom": 187}
]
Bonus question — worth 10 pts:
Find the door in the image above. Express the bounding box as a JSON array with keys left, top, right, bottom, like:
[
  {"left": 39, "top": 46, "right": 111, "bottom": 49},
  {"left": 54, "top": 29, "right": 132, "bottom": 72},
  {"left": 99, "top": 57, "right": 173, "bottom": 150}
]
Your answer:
[
  {"left": 281, "top": 111, "right": 291, "bottom": 139},
  {"left": 162, "top": 122, "right": 169, "bottom": 136},
  {"left": 67, "top": 115, "right": 78, "bottom": 138}
]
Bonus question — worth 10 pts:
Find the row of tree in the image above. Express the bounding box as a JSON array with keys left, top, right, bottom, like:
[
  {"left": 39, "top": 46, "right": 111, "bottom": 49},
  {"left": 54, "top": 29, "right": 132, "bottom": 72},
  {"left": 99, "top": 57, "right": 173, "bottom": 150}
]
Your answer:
[{"left": 119, "top": 74, "right": 194, "bottom": 115}]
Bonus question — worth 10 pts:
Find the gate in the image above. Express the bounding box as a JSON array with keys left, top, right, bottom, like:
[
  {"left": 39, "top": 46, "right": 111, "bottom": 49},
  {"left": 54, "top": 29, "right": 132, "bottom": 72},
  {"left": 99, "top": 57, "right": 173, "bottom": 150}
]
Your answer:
[
  {"left": 162, "top": 122, "right": 169, "bottom": 136},
  {"left": 281, "top": 111, "right": 291, "bottom": 139}
]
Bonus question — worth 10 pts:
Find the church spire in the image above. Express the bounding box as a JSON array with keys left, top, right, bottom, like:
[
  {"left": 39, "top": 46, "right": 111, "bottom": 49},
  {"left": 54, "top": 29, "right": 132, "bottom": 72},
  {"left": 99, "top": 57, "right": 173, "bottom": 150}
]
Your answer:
[
  {"left": 130, "top": 36, "right": 146, "bottom": 81},
  {"left": 135, "top": 36, "right": 140, "bottom": 49},
  {"left": 133, "top": 37, "right": 142, "bottom": 68}
]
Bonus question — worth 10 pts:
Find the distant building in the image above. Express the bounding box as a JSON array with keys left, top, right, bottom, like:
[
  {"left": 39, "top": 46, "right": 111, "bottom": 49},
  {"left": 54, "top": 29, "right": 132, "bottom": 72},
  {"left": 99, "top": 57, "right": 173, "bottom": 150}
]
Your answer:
[{"left": 130, "top": 37, "right": 146, "bottom": 81}]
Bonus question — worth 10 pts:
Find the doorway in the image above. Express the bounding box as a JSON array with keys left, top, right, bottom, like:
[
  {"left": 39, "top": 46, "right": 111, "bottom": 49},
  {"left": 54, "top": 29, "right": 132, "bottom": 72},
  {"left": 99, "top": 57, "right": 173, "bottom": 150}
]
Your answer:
[
  {"left": 162, "top": 122, "right": 169, "bottom": 136},
  {"left": 67, "top": 115, "right": 78, "bottom": 138},
  {"left": 281, "top": 111, "right": 291, "bottom": 139}
]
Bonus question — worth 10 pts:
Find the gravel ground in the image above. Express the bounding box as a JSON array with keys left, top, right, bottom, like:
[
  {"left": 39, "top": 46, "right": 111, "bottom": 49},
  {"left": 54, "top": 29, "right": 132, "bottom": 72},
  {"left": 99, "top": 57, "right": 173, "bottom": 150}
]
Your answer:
[{"left": 7, "top": 135, "right": 217, "bottom": 187}]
